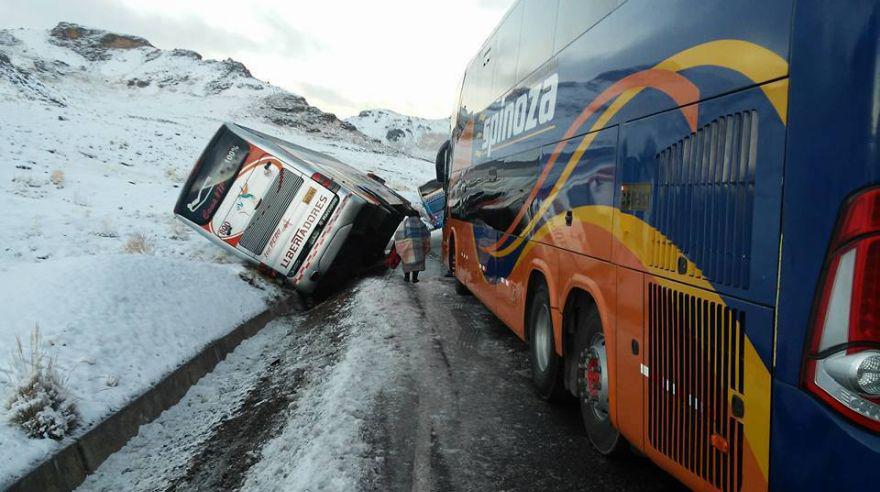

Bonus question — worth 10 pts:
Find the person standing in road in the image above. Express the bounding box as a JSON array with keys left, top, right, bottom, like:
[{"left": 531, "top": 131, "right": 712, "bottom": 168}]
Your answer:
[{"left": 394, "top": 213, "right": 431, "bottom": 283}]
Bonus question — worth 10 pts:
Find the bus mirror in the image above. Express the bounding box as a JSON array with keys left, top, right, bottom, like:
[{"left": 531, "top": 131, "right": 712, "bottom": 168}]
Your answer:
[{"left": 435, "top": 140, "right": 450, "bottom": 185}]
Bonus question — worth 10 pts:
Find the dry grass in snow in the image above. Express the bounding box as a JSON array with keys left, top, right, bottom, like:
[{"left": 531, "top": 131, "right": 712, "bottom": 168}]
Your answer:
[
  {"left": 123, "top": 232, "right": 154, "bottom": 255},
  {"left": 4, "top": 327, "right": 80, "bottom": 440},
  {"left": 49, "top": 169, "right": 64, "bottom": 188}
]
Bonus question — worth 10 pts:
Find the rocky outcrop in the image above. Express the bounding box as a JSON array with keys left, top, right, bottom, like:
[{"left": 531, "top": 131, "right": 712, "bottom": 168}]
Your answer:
[
  {"left": 170, "top": 49, "right": 202, "bottom": 60},
  {"left": 0, "top": 51, "right": 65, "bottom": 106},
  {"left": 0, "top": 30, "right": 19, "bottom": 46},
  {"left": 0, "top": 22, "right": 399, "bottom": 148},
  {"left": 49, "top": 22, "right": 153, "bottom": 61},
  {"left": 346, "top": 109, "right": 449, "bottom": 161},
  {"left": 386, "top": 128, "right": 406, "bottom": 142}
]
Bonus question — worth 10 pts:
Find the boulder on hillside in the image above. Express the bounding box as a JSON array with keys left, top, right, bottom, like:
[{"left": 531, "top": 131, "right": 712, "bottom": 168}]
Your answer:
[{"left": 49, "top": 22, "right": 153, "bottom": 61}]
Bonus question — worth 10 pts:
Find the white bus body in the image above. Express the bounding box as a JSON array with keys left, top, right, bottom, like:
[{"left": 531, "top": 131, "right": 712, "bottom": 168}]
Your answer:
[{"left": 175, "top": 123, "right": 412, "bottom": 294}]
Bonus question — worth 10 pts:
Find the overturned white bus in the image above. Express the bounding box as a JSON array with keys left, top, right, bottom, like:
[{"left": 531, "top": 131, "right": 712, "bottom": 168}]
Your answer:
[{"left": 174, "top": 123, "right": 413, "bottom": 294}]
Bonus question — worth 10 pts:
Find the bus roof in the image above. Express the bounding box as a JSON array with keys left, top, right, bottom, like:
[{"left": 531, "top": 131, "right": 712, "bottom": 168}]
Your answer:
[{"left": 230, "top": 123, "right": 412, "bottom": 211}]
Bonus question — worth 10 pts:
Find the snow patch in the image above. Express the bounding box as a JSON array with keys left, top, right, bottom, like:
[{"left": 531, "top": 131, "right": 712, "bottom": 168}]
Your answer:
[
  {"left": 346, "top": 108, "right": 449, "bottom": 161},
  {"left": 0, "top": 256, "right": 275, "bottom": 487},
  {"left": 77, "top": 319, "right": 293, "bottom": 491},
  {"left": 241, "top": 278, "right": 401, "bottom": 491}
]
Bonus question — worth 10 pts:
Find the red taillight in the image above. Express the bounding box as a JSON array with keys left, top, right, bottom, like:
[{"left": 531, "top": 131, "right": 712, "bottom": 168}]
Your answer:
[
  {"left": 804, "top": 186, "right": 880, "bottom": 432},
  {"left": 311, "top": 172, "right": 339, "bottom": 192},
  {"left": 850, "top": 238, "right": 880, "bottom": 347},
  {"left": 833, "top": 188, "right": 880, "bottom": 250}
]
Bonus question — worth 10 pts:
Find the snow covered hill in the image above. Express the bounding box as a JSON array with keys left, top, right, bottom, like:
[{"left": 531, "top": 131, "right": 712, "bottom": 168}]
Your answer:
[
  {"left": 0, "top": 22, "right": 434, "bottom": 487},
  {"left": 346, "top": 109, "right": 449, "bottom": 162}
]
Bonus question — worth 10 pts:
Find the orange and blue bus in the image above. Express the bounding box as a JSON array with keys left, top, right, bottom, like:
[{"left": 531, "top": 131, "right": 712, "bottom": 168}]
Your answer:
[{"left": 435, "top": 1, "right": 879, "bottom": 490}]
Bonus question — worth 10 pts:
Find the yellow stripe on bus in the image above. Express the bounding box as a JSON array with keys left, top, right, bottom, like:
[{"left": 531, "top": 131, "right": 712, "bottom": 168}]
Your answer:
[{"left": 509, "top": 205, "right": 771, "bottom": 482}]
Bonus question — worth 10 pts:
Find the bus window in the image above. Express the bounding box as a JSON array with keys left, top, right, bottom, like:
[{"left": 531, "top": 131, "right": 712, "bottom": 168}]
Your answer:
[
  {"left": 460, "top": 58, "right": 480, "bottom": 117},
  {"left": 554, "top": 0, "right": 624, "bottom": 52},
  {"left": 451, "top": 72, "right": 466, "bottom": 134},
  {"left": 175, "top": 126, "right": 249, "bottom": 226},
  {"left": 473, "top": 38, "right": 497, "bottom": 111},
  {"left": 492, "top": 1, "right": 524, "bottom": 97},
  {"left": 516, "top": 0, "right": 559, "bottom": 82}
]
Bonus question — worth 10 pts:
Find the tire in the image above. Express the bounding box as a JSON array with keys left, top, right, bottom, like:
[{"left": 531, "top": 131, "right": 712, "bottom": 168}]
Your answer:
[
  {"left": 450, "top": 237, "right": 470, "bottom": 296},
  {"left": 527, "top": 282, "right": 567, "bottom": 401},
  {"left": 574, "top": 304, "right": 626, "bottom": 457}
]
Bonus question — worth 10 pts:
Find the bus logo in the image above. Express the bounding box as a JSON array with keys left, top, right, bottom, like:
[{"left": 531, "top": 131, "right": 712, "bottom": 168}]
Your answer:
[
  {"left": 482, "top": 72, "right": 558, "bottom": 158},
  {"left": 302, "top": 187, "right": 317, "bottom": 204},
  {"left": 280, "top": 194, "right": 330, "bottom": 271}
]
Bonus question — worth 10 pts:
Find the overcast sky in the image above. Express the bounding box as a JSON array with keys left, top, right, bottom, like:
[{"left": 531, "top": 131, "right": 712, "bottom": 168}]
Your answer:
[{"left": 0, "top": 0, "right": 514, "bottom": 118}]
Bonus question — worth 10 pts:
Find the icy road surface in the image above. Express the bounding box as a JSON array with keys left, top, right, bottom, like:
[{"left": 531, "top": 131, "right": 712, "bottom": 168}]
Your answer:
[{"left": 79, "top": 237, "right": 683, "bottom": 492}]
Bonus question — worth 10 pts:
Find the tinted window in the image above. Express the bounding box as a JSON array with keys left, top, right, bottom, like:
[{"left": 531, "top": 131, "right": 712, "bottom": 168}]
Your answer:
[
  {"left": 516, "top": 0, "right": 559, "bottom": 81},
  {"left": 554, "top": 0, "right": 623, "bottom": 52},
  {"left": 175, "top": 126, "right": 249, "bottom": 225},
  {"left": 492, "top": 1, "right": 523, "bottom": 97},
  {"left": 460, "top": 57, "right": 481, "bottom": 116},
  {"left": 472, "top": 38, "right": 497, "bottom": 111}
]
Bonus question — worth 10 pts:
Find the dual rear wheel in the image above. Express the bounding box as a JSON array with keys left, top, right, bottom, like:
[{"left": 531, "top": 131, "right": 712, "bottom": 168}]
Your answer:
[
  {"left": 446, "top": 235, "right": 623, "bottom": 455},
  {"left": 527, "top": 284, "right": 625, "bottom": 456}
]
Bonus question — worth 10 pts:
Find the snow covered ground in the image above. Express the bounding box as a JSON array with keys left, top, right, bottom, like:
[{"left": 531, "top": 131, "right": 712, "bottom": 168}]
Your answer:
[
  {"left": 0, "top": 22, "right": 433, "bottom": 487},
  {"left": 72, "top": 244, "right": 681, "bottom": 492},
  {"left": 78, "top": 277, "right": 409, "bottom": 492},
  {"left": 76, "top": 318, "right": 297, "bottom": 492}
]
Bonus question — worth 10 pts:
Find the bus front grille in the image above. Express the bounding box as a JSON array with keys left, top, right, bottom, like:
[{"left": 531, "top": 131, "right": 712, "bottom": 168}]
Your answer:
[
  {"left": 647, "top": 283, "right": 745, "bottom": 492},
  {"left": 239, "top": 169, "right": 303, "bottom": 255}
]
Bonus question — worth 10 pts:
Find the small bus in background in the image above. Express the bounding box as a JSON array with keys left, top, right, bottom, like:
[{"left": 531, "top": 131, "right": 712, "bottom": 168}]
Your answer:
[
  {"left": 418, "top": 179, "right": 445, "bottom": 229},
  {"left": 437, "top": 0, "right": 879, "bottom": 490},
  {"left": 174, "top": 123, "right": 412, "bottom": 294}
]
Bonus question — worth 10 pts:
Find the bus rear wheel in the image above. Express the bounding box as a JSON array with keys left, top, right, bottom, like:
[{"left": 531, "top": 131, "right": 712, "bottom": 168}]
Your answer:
[
  {"left": 527, "top": 282, "right": 567, "bottom": 401},
  {"left": 575, "top": 305, "right": 625, "bottom": 456}
]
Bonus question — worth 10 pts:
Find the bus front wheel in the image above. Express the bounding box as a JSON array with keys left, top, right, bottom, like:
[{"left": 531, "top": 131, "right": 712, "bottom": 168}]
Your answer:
[
  {"left": 575, "top": 305, "right": 625, "bottom": 456},
  {"left": 527, "top": 283, "right": 567, "bottom": 401}
]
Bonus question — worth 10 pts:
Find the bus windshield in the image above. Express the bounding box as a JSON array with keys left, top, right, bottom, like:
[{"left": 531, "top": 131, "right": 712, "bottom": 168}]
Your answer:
[{"left": 175, "top": 127, "right": 249, "bottom": 225}]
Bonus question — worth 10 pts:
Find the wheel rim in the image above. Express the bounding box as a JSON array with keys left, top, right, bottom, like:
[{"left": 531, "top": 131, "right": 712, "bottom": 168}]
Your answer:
[
  {"left": 534, "top": 304, "right": 552, "bottom": 372},
  {"left": 580, "top": 333, "right": 610, "bottom": 421}
]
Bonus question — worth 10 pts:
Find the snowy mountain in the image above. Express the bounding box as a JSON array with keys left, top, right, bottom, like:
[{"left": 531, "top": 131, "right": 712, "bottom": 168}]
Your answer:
[
  {"left": 1, "top": 22, "right": 374, "bottom": 141},
  {"left": 0, "top": 22, "right": 434, "bottom": 487},
  {"left": 346, "top": 109, "right": 449, "bottom": 161}
]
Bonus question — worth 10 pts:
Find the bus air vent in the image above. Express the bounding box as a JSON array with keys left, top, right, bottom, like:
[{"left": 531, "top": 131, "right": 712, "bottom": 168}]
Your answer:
[
  {"left": 647, "top": 283, "right": 745, "bottom": 492},
  {"left": 651, "top": 111, "right": 758, "bottom": 290},
  {"left": 239, "top": 169, "right": 303, "bottom": 255}
]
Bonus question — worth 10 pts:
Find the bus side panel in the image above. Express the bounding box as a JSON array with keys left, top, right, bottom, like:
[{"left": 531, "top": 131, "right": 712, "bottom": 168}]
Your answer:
[
  {"left": 532, "top": 129, "right": 617, "bottom": 261},
  {"left": 613, "top": 85, "right": 784, "bottom": 491},
  {"left": 494, "top": 233, "right": 536, "bottom": 339},
  {"left": 639, "top": 282, "right": 774, "bottom": 492},
  {"left": 615, "top": 265, "right": 644, "bottom": 451},
  {"left": 613, "top": 84, "right": 787, "bottom": 309},
  {"left": 474, "top": 0, "right": 793, "bottom": 167},
  {"left": 449, "top": 219, "right": 492, "bottom": 304}
]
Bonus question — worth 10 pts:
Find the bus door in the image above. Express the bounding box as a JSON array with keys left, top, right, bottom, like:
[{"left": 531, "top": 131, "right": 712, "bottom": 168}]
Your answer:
[
  {"left": 491, "top": 148, "right": 542, "bottom": 331},
  {"left": 615, "top": 83, "right": 786, "bottom": 491},
  {"left": 459, "top": 162, "right": 501, "bottom": 303}
]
